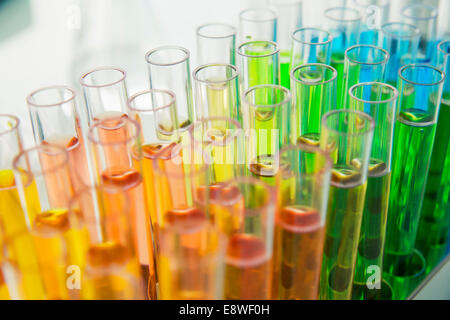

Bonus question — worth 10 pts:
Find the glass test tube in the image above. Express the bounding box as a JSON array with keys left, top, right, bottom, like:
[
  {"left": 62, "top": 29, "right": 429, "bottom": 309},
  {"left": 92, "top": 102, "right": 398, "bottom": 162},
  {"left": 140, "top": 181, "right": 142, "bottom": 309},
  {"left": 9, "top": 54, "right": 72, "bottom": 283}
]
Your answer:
[
  {"left": 348, "top": 82, "right": 399, "bottom": 300},
  {"left": 267, "top": 0, "right": 303, "bottom": 89},
  {"left": 351, "top": 0, "right": 390, "bottom": 45},
  {"left": 380, "top": 22, "right": 420, "bottom": 87},
  {"left": 69, "top": 185, "right": 145, "bottom": 300},
  {"left": 192, "top": 63, "right": 240, "bottom": 122},
  {"left": 145, "top": 46, "right": 194, "bottom": 130},
  {"left": 319, "top": 110, "right": 375, "bottom": 300},
  {"left": 196, "top": 23, "right": 237, "bottom": 66},
  {"left": 401, "top": 4, "right": 438, "bottom": 64},
  {"left": 13, "top": 145, "right": 87, "bottom": 300},
  {"left": 291, "top": 63, "right": 337, "bottom": 146},
  {"left": 242, "top": 85, "right": 291, "bottom": 185},
  {"left": 0, "top": 115, "right": 45, "bottom": 299},
  {"left": 384, "top": 64, "right": 445, "bottom": 297},
  {"left": 27, "top": 86, "right": 91, "bottom": 196},
  {"left": 416, "top": 40, "right": 450, "bottom": 273},
  {"left": 214, "top": 177, "right": 275, "bottom": 300},
  {"left": 342, "top": 45, "right": 389, "bottom": 108},
  {"left": 272, "top": 144, "right": 332, "bottom": 300},
  {"left": 290, "top": 27, "right": 333, "bottom": 70},
  {"left": 324, "top": 7, "right": 362, "bottom": 108},
  {"left": 239, "top": 8, "right": 277, "bottom": 43},
  {"left": 237, "top": 40, "right": 280, "bottom": 92},
  {"left": 87, "top": 116, "right": 152, "bottom": 296}
]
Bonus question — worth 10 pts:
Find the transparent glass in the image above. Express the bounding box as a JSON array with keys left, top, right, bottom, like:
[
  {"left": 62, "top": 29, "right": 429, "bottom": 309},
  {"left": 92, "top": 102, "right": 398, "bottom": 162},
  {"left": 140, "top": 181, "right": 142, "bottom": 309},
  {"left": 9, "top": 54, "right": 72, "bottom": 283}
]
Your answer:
[
  {"left": 401, "top": 4, "right": 438, "bottom": 63},
  {"left": 214, "top": 177, "right": 275, "bottom": 299},
  {"left": 239, "top": 8, "right": 277, "bottom": 43},
  {"left": 417, "top": 40, "right": 450, "bottom": 274},
  {"left": 272, "top": 144, "right": 332, "bottom": 300},
  {"left": 145, "top": 46, "right": 194, "bottom": 130},
  {"left": 342, "top": 45, "right": 389, "bottom": 108},
  {"left": 351, "top": 0, "right": 390, "bottom": 45},
  {"left": 384, "top": 65, "right": 445, "bottom": 296},
  {"left": 380, "top": 22, "right": 420, "bottom": 86},
  {"left": 348, "top": 82, "right": 399, "bottom": 300},
  {"left": 192, "top": 63, "right": 240, "bottom": 122},
  {"left": 291, "top": 64, "right": 337, "bottom": 146},
  {"left": 290, "top": 27, "right": 333, "bottom": 70},
  {"left": 319, "top": 110, "right": 375, "bottom": 300},
  {"left": 196, "top": 23, "right": 237, "bottom": 66}
]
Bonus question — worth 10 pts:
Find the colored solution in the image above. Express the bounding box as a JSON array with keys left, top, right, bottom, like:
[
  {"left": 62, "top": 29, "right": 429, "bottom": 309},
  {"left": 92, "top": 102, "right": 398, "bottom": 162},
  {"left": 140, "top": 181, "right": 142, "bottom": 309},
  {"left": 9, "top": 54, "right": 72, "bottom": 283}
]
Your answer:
[
  {"left": 331, "top": 52, "right": 345, "bottom": 108},
  {"left": 280, "top": 51, "right": 291, "bottom": 89}
]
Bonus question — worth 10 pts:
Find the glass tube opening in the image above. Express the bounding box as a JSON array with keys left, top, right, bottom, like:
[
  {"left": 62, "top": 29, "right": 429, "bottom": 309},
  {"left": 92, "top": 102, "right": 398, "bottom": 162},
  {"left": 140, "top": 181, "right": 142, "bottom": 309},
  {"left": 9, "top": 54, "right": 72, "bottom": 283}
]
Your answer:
[
  {"left": 322, "top": 109, "right": 375, "bottom": 137},
  {"left": 324, "top": 7, "right": 362, "bottom": 23},
  {"left": 189, "top": 116, "right": 241, "bottom": 147},
  {"left": 243, "top": 84, "right": 290, "bottom": 109},
  {"left": 399, "top": 64, "right": 446, "bottom": 87},
  {"left": 381, "top": 22, "right": 421, "bottom": 39},
  {"left": 127, "top": 89, "right": 176, "bottom": 113},
  {"left": 88, "top": 116, "right": 141, "bottom": 147},
  {"left": 80, "top": 67, "right": 127, "bottom": 88},
  {"left": 196, "top": 23, "right": 236, "bottom": 39},
  {"left": 145, "top": 46, "right": 190, "bottom": 67},
  {"left": 239, "top": 8, "right": 277, "bottom": 23},
  {"left": 349, "top": 81, "right": 398, "bottom": 105},
  {"left": 237, "top": 40, "right": 279, "bottom": 58},
  {"left": 193, "top": 63, "right": 239, "bottom": 84},
  {"left": 291, "top": 27, "right": 332, "bottom": 46},
  {"left": 345, "top": 44, "right": 389, "bottom": 65},
  {"left": 291, "top": 63, "right": 337, "bottom": 86},
  {"left": 0, "top": 114, "right": 19, "bottom": 138},
  {"left": 401, "top": 4, "right": 438, "bottom": 21},
  {"left": 438, "top": 40, "right": 450, "bottom": 56},
  {"left": 26, "top": 86, "right": 76, "bottom": 108}
]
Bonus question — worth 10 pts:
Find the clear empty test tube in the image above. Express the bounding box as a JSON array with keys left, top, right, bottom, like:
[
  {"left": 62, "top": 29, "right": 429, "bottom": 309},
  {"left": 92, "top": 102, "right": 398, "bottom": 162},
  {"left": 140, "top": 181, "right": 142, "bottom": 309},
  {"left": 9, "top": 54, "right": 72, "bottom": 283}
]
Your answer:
[
  {"left": 417, "top": 40, "right": 450, "bottom": 274},
  {"left": 239, "top": 8, "right": 277, "bottom": 43},
  {"left": 192, "top": 63, "right": 240, "bottom": 122},
  {"left": 401, "top": 3, "right": 438, "bottom": 64},
  {"left": 380, "top": 22, "right": 420, "bottom": 87},
  {"left": 290, "top": 27, "right": 333, "bottom": 70},
  {"left": 267, "top": 0, "right": 303, "bottom": 89},
  {"left": 384, "top": 64, "right": 445, "bottom": 300},
  {"left": 242, "top": 85, "right": 291, "bottom": 186},
  {"left": 351, "top": 0, "right": 390, "bottom": 45},
  {"left": 196, "top": 23, "right": 237, "bottom": 66},
  {"left": 290, "top": 63, "right": 337, "bottom": 146},
  {"left": 348, "top": 82, "right": 399, "bottom": 300},
  {"left": 237, "top": 40, "right": 280, "bottom": 93},
  {"left": 319, "top": 110, "right": 375, "bottom": 300},
  {"left": 145, "top": 46, "right": 194, "bottom": 131},
  {"left": 324, "top": 7, "right": 362, "bottom": 109},
  {"left": 213, "top": 177, "right": 275, "bottom": 299},
  {"left": 272, "top": 144, "right": 332, "bottom": 300},
  {"left": 342, "top": 45, "right": 389, "bottom": 108}
]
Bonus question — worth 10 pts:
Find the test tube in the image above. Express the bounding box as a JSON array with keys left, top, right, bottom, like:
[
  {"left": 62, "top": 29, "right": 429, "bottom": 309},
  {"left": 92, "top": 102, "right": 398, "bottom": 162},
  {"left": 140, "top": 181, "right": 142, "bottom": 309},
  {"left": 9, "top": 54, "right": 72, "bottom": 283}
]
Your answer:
[
  {"left": 319, "top": 110, "right": 375, "bottom": 300},
  {"left": 237, "top": 40, "right": 280, "bottom": 92},
  {"left": 239, "top": 8, "right": 277, "bottom": 43},
  {"left": 192, "top": 63, "right": 240, "bottom": 122},
  {"left": 214, "top": 177, "right": 275, "bottom": 299},
  {"left": 348, "top": 82, "right": 399, "bottom": 300},
  {"left": 69, "top": 185, "right": 145, "bottom": 300},
  {"left": 342, "top": 45, "right": 389, "bottom": 108},
  {"left": 267, "top": 0, "right": 303, "bottom": 88},
  {"left": 27, "top": 86, "right": 91, "bottom": 195},
  {"left": 351, "top": 0, "right": 390, "bottom": 45},
  {"left": 384, "top": 64, "right": 445, "bottom": 298},
  {"left": 291, "top": 63, "right": 337, "bottom": 146},
  {"left": 242, "top": 85, "right": 291, "bottom": 185},
  {"left": 324, "top": 7, "right": 362, "bottom": 108},
  {"left": 145, "top": 46, "right": 194, "bottom": 130},
  {"left": 87, "top": 116, "right": 153, "bottom": 296},
  {"left": 290, "top": 27, "right": 333, "bottom": 69},
  {"left": 401, "top": 4, "right": 438, "bottom": 64},
  {"left": 416, "top": 40, "right": 450, "bottom": 273},
  {"left": 272, "top": 144, "right": 332, "bottom": 300},
  {"left": 196, "top": 23, "right": 237, "bottom": 66},
  {"left": 13, "top": 145, "right": 86, "bottom": 299},
  {"left": 380, "top": 22, "right": 420, "bottom": 87}
]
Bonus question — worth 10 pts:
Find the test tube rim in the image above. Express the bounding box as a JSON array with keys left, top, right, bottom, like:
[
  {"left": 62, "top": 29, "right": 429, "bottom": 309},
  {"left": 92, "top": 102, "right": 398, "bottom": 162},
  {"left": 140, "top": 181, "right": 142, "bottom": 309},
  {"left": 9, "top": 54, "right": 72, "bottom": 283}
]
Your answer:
[
  {"left": 291, "top": 27, "right": 333, "bottom": 46},
  {"left": 237, "top": 40, "right": 280, "bottom": 58},
  {"left": 401, "top": 3, "right": 438, "bottom": 21},
  {"left": 438, "top": 40, "right": 450, "bottom": 57},
  {"left": 321, "top": 109, "right": 375, "bottom": 138},
  {"left": 127, "top": 89, "right": 177, "bottom": 113},
  {"left": 13, "top": 144, "right": 69, "bottom": 177},
  {"left": 239, "top": 7, "right": 277, "bottom": 23},
  {"left": 0, "top": 114, "right": 20, "bottom": 138},
  {"left": 380, "top": 22, "right": 421, "bottom": 39},
  {"left": 188, "top": 116, "right": 242, "bottom": 147},
  {"left": 278, "top": 143, "right": 333, "bottom": 175},
  {"left": 79, "top": 66, "right": 127, "bottom": 89},
  {"left": 192, "top": 63, "right": 239, "bottom": 85},
  {"left": 349, "top": 81, "right": 399, "bottom": 105},
  {"left": 196, "top": 23, "right": 237, "bottom": 40},
  {"left": 145, "top": 45, "right": 190, "bottom": 67},
  {"left": 87, "top": 115, "right": 141, "bottom": 147},
  {"left": 243, "top": 84, "right": 291, "bottom": 110},
  {"left": 291, "top": 63, "right": 337, "bottom": 86},
  {"left": 399, "top": 63, "right": 446, "bottom": 87},
  {"left": 323, "top": 6, "right": 362, "bottom": 23},
  {"left": 26, "top": 85, "right": 76, "bottom": 109},
  {"left": 345, "top": 44, "right": 390, "bottom": 66}
]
